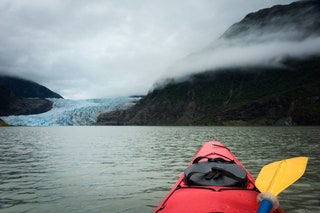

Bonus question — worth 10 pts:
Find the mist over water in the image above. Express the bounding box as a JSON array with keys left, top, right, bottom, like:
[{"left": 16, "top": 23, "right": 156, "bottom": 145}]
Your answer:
[{"left": 0, "top": 126, "right": 319, "bottom": 213}]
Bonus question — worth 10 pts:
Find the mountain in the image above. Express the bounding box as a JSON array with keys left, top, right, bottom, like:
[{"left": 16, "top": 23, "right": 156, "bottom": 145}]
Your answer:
[
  {"left": 0, "top": 76, "right": 63, "bottom": 99},
  {"left": 170, "top": 0, "right": 320, "bottom": 76},
  {"left": 96, "top": 56, "right": 320, "bottom": 126},
  {"left": 0, "top": 75, "right": 63, "bottom": 116},
  {"left": 0, "top": 85, "right": 53, "bottom": 116},
  {"left": 221, "top": 0, "right": 320, "bottom": 42},
  {"left": 96, "top": 1, "right": 320, "bottom": 126}
]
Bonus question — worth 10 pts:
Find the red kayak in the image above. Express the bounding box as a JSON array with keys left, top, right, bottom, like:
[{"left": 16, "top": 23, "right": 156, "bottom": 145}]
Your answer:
[{"left": 154, "top": 141, "right": 285, "bottom": 213}]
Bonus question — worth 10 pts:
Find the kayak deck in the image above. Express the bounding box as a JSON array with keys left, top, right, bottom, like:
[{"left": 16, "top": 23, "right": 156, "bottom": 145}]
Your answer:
[{"left": 154, "top": 141, "right": 285, "bottom": 213}]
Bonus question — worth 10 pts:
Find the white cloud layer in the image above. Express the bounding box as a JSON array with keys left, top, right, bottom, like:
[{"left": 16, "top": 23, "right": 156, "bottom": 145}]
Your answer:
[
  {"left": 169, "top": 36, "right": 320, "bottom": 78},
  {"left": 0, "top": 0, "right": 301, "bottom": 99}
]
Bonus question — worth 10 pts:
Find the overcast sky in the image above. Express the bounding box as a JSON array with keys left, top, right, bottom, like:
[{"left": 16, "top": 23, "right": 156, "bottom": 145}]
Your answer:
[{"left": 0, "top": 0, "right": 297, "bottom": 99}]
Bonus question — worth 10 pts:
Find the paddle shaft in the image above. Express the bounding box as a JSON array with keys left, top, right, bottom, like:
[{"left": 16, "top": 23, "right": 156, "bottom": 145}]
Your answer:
[
  {"left": 256, "top": 192, "right": 279, "bottom": 213},
  {"left": 257, "top": 199, "right": 273, "bottom": 213}
]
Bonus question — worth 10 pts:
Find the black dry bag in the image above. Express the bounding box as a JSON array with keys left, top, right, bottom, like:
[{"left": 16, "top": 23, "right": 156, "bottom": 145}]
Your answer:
[{"left": 184, "top": 157, "right": 248, "bottom": 187}]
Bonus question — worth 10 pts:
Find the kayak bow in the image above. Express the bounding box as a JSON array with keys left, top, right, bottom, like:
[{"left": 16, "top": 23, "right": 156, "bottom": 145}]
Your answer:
[{"left": 154, "top": 141, "right": 307, "bottom": 213}]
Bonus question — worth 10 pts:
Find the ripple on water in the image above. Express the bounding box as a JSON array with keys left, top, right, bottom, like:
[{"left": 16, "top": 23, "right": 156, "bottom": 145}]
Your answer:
[{"left": 0, "top": 126, "right": 319, "bottom": 213}]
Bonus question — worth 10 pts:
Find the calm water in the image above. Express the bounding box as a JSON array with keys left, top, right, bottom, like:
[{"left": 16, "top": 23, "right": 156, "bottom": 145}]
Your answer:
[{"left": 0, "top": 126, "right": 319, "bottom": 213}]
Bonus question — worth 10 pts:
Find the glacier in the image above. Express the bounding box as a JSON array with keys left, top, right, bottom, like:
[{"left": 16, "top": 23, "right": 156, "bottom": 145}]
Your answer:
[{"left": 1, "top": 97, "right": 139, "bottom": 126}]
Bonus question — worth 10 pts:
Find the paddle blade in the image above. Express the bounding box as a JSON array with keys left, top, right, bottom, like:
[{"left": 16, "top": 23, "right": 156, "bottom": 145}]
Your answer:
[{"left": 255, "top": 157, "right": 308, "bottom": 196}]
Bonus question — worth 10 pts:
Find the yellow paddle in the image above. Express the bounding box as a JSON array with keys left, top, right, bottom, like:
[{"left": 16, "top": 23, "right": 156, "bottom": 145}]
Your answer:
[{"left": 255, "top": 157, "right": 308, "bottom": 213}]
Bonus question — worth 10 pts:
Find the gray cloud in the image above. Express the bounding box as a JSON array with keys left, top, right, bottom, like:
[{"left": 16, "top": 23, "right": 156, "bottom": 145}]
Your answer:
[{"left": 0, "top": 0, "right": 296, "bottom": 99}]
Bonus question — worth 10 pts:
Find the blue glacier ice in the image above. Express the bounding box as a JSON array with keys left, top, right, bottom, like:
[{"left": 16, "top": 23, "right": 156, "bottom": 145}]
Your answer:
[{"left": 1, "top": 97, "right": 139, "bottom": 126}]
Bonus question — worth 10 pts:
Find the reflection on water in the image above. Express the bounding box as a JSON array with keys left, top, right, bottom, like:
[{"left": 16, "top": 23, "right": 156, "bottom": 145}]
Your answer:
[{"left": 0, "top": 126, "right": 319, "bottom": 212}]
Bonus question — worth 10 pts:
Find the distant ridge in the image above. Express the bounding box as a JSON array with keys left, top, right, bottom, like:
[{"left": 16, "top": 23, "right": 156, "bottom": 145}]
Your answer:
[
  {"left": 0, "top": 75, "right": 63, "bottom": 116},
  {"left": 221, "top": 0, "right": 320, "bottom": 41},
  {"left": 0, "top": 75, "right": 63, "bottom": 99}
]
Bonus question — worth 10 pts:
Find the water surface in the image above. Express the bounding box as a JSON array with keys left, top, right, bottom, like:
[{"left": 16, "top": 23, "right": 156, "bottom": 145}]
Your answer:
[{"left": 0, "top": 126, "right": 319, "bottom": 212}]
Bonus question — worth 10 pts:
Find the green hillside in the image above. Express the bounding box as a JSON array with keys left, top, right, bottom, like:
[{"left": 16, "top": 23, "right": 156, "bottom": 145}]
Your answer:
[{"left": 97, "top": 56, "right": 320, "bottom": 125}]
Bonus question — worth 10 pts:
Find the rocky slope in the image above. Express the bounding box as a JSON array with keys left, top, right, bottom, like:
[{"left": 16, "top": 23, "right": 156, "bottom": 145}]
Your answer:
[
  {"left": 97, "top": 1, "right": 320, "bottom": 126},
  {"left": 0, "top": 76, "right": 62, "bottom": 116}
]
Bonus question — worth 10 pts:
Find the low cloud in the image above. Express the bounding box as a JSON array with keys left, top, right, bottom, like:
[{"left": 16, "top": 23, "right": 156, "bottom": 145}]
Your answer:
[
  {"left": 167, "top": 1, "right": 320, "bottom": 79},
  {"left": 0, "top": 0, "right": 297, "bottom": 99},
  {"left": 168, "top": 37, "right": 320, "bottom": 78}
]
